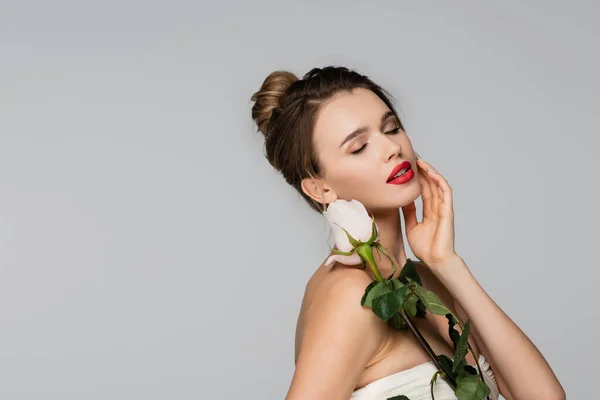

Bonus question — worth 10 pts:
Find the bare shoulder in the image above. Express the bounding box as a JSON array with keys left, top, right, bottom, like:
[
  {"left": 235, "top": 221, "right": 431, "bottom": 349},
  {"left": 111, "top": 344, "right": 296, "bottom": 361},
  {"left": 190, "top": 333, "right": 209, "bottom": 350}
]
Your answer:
[
  {"left": 307, "top": 263, "right": 374, "bottom": 301},
  {"left": 288, "top": 263, "right": 389, "bottom": 399},
  {"left": 300, "top": 263, "right": 386, "bottom": 335}
]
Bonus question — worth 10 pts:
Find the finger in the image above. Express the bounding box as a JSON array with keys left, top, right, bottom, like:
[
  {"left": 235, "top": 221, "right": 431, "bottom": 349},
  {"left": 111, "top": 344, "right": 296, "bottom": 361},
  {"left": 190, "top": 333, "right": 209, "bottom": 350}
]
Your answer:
[
  {"left": 417, "top": 159, "right": 439, "bottom": 201},
  {"left": 418, "top": 159, "right": 446, "bottom": 191},
  {"left": 418, "top": 167, "right": 434, "bottom": 218},
  {"left": 417, "top": 159, "right": 440, "bottom": 210},
  {"left": 420, "top": 163, "right": 453, "bottom": 210},
  {"left": 427, "top": 171, "right": 453, "bottom": 209},
  {"left": 417, "top": 157, "right": 438, "bottom": 173},
  {"left": 402, "top": 200, "right": 418, "bottom": 232}
]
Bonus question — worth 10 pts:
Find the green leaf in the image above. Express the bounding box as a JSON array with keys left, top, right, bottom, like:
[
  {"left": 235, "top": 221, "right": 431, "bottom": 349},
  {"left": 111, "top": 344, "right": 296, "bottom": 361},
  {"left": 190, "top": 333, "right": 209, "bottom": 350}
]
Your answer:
[
  {"left": 463, "top": 365, "right": 477, "bottom": 375},
  {"left": 413, "top": 284, "right": 452, "bottom": 316},
  {"left": 429, "top": 370, "right": 441, "bottom": 385},
  {"left": 402, "top": 292, "right": 418, "bottom": 317},
  {"left": 452, "top": 320, "right": 471, "bottom": 374},
  {"left": 361, "top": 281, "right": 392, "bottom": 307},
  {"left": 446, "top": 313, "right": 461, "bottom": 350},
  {"left": 388, "top": 313, "right": 407, "bottom": 330},
  {"left": 416, "top": 298, "right": 427, "bottom": 317},
  {"left": 455, "top": 370, "right": 491, "bottom": 400},
  {"left": 437, "top": 354, "right": 458, "bottom": 381},
  {"left": 361, "top": 281, "right": 379, "bottom": 306},
  {"left": 453, "top": 357, "right": 466, "bottom": 376},
  {"left": 429, "top": 371, "right": 447, "bottom": 400},
  {"left": 368, "top": 215, "right": 378, "bottom": 243},
  {"left": 398, "top": 258, "right": 422, "bottom": 285},
  {"left": 387, "top": 396, "right": 410, "bottom": 400},
  {"left": 388, "top": 278, "right": 404, "bottom": 290},
  {"left": 371, "top": 285, "right": 412, "bottom": 322},
  {"left": 393, "top": 285, "right": 411, "bottom": 303},
  {"left": 372, "top": 291, "right": 402, "bottom": 321}
]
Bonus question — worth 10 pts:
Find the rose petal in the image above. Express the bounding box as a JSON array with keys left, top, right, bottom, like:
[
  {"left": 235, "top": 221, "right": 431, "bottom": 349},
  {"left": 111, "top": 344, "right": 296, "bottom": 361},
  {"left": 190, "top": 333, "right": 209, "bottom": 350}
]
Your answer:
[
  {"left": 324, "top": 199, "right": 376, "bottom": 249},
  {"left": 325, "top": 253, "right": 362, "bottom": 266},
  {"left": 350, "top": 199, "right": 370, "bottom": 218},
  {"left": 331, "top": 224, "right": 353, "bottom": 251}
]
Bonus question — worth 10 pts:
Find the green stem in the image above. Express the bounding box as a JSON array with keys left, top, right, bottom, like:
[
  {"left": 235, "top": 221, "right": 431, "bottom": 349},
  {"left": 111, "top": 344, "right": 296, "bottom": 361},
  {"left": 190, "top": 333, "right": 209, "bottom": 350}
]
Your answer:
[
  {"left": 375, "top": 243, "right": 397, "bottom": 279},
  {"left": 467, "top": 341, "right": 490, "bottom": 400},
  {"left": 356, "top": 244, "right": 384, "bottom": 282},
  {"left": 356, "top": 244, "right": 470, "bottom": 395},
  {"left": 397, "top": 296, "right": 457, "bottom": 391},
  {"left": 430, "top": 372, "right": 439, "bottom": 400},
  {"left": 452, "top": 316, "right": 490, "bottom": 400}
]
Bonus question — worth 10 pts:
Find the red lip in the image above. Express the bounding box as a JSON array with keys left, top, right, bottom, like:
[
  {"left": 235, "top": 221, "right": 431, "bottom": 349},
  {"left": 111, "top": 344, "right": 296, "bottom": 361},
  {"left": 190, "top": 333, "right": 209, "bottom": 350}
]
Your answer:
[{"left": 387, "top": 161, "right": 412, "bottom": 183}]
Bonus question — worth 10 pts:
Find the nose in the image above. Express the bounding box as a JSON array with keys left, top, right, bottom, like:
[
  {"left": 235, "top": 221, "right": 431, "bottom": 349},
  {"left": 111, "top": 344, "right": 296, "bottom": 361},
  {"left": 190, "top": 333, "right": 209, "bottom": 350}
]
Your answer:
[{"left": 382, "top": 135, "right": 402, "bottom": 162}]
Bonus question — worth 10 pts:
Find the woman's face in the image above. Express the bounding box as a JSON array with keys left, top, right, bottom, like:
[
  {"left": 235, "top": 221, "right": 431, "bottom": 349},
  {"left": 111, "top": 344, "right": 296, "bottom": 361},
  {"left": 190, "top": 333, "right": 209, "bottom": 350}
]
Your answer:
[{"left": 309, "top": 87, "right": 422, "bottom": 212}]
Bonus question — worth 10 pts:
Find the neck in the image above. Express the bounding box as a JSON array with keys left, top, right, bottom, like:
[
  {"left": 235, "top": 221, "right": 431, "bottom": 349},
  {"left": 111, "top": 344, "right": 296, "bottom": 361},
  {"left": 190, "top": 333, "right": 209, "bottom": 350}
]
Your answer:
[{"left": 367, "top": 208, "right": 408, "bottom": 280}]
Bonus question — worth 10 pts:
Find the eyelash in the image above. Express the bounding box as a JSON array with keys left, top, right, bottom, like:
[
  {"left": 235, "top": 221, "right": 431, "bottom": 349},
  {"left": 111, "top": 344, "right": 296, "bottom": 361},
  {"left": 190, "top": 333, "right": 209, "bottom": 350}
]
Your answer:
[{"left": 351, "top": 126, "right": 401, "bottom": 155}]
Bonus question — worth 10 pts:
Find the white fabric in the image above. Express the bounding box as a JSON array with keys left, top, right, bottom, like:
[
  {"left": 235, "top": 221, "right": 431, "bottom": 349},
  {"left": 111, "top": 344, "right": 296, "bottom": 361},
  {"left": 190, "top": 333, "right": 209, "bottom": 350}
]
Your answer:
[{"left": 350, "top": 354, "right": 500, "bottom": 400}]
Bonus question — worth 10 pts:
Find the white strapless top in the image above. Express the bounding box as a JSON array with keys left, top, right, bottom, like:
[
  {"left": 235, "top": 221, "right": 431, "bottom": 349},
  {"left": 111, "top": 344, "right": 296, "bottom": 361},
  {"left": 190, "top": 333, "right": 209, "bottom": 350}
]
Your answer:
[{"left": 350, "top": 354, "right": 500, "bottom": 400}]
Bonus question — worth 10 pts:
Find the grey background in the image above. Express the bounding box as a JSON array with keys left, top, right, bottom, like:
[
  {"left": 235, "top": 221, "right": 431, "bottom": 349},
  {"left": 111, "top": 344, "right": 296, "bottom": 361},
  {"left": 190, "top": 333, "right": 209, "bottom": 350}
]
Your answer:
[{"left": 1, "top": 1, "right": 598, "bottom": 399}]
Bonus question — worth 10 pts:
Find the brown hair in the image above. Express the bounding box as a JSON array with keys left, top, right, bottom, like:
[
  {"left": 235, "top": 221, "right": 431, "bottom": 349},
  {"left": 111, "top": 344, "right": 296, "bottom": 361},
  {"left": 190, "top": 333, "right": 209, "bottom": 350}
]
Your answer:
[{"left": 250, "top": 66, "right": 404, "bottom": 213}]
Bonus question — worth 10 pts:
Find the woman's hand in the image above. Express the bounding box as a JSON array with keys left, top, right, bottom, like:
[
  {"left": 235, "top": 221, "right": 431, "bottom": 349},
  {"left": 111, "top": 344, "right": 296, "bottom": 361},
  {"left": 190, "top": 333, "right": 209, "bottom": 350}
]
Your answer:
[{"left": 401, "top": 157, "right": 457, "bottom": 270}]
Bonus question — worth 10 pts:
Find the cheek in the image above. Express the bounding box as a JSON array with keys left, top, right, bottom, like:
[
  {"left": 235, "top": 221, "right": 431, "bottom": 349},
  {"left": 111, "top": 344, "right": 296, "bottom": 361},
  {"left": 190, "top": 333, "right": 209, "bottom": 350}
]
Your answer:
[
  {"left": 330, "top": 163, "right": 381, "bottom": 194},
  {"left": 400, "top": 136, "right": 414, "bottom": 152}
]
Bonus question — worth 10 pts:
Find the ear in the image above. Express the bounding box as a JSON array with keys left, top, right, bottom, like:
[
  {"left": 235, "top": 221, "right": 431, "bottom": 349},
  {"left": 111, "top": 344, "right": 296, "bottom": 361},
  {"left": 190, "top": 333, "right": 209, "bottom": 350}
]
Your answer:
[{"left": 301, "top": 176, "right": 337, "bottom": 206}]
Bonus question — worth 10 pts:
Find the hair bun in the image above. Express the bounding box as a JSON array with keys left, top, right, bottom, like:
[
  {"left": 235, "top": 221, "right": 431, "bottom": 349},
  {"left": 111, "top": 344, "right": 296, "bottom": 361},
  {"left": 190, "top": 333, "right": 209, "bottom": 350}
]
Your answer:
[{"left": 250, "top": 70, "right": 298, "bottom": 138}]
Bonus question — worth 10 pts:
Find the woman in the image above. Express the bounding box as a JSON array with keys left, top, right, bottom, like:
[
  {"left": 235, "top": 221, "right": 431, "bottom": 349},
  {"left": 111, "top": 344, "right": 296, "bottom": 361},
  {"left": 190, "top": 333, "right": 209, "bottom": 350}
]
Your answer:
[{"left": 250, "top": 66, "right": 564, "bottom": 400}]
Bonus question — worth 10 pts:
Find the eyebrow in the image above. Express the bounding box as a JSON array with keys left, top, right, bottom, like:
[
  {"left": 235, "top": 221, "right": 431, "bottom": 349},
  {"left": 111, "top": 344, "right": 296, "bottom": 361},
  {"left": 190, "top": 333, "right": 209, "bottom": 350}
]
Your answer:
[{"left": 339, "top": 110, "right": 397, "bottom": 148}]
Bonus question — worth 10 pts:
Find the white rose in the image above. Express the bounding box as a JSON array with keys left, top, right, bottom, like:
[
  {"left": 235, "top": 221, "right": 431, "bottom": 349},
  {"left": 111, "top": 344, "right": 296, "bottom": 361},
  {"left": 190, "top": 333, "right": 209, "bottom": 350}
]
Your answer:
[{"left": 323, "top": 199, "right": 379, "bottom": 266}]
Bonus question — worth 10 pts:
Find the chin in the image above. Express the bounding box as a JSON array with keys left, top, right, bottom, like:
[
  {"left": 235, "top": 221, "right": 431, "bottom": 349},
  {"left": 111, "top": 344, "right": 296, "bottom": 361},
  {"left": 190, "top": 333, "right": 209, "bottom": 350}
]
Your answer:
[
  {"left": 348, "top": 182, "right": 421, "bottom": 212},
  {"left": 389, "top": 184, "right": 422, "bottom": 208}
]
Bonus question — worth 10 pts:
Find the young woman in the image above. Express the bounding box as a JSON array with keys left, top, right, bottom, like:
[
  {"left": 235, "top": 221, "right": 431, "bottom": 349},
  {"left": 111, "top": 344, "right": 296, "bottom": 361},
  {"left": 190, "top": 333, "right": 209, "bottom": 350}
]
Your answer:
[{"left": 250, "top": 66, "right": 564, "bottom": 400}]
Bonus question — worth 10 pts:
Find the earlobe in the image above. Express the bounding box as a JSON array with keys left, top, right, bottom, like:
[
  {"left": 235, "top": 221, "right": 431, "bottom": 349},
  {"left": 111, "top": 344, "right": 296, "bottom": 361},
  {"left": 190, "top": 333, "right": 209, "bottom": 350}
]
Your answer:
[{"left": 301, "top": 177, "right": 337, "bottom": 205}]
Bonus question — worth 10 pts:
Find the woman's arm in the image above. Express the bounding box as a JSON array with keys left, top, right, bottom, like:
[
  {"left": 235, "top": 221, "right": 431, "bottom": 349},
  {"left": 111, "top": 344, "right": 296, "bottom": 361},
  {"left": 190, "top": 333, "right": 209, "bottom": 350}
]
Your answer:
[
  {"left": 416, "top": 260, "right": 512, "bottom": 399},
  {"left": 430, "top": 254, "right": 565, "bottom": 400},
  {"left": 403, "top": 158, "right": 564, "bottom": 399},
  {"left": 286, "top": 269, "right": 388, "bottom": 400}
]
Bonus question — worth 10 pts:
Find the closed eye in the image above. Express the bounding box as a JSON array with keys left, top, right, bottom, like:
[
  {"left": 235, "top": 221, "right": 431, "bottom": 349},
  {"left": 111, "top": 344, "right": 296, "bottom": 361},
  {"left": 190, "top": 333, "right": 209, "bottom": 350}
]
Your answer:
[
  {"left": 351, "top": 126, "right": 402, "bottom": 155},
  {"left": 386, "top": 126, "right": 401, "bottom": 135}
]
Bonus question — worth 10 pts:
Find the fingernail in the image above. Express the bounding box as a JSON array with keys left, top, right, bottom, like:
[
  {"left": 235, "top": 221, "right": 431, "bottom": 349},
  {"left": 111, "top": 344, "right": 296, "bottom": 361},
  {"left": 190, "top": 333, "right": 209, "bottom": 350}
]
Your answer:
[{"left": 414, "top": 152, "right": 421, "bottom": 159}]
